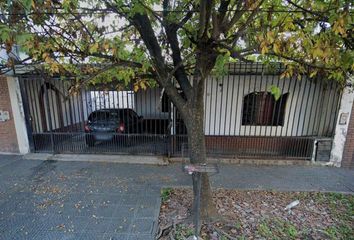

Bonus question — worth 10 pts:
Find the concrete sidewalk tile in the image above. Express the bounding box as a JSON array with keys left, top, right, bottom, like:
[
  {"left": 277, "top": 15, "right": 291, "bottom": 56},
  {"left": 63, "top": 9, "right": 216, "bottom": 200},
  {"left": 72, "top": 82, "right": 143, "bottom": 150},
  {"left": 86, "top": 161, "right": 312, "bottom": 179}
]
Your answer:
[
  {"left": 1, "top": 230, "right": 44, "bottom": 240},
  {"left": 104, "top": 233, "right": 129, "bottom": 240},
  {"left": 127, "top": 233, "right": 154, "bottom": 240},
  {"left": 130, "top": 218, "right": 155, "bottom": 234},
  {"left": 136, "top": 205, "right": 157, "bottom": 219},
  {"left": 89, "top": 204, "right": 118, "bottom": 218},
  {"left": 118, "top": 194, "right": 141, "bottom": 206},
  {"left": 113, "top": 206, "right": 136, "bottom": 219},
  {"left": 109, "top": 217, "right": 132, "bottom": 233},
  {"left": 84, "top": 217, "right": 113, "bottom": 233},
  {"left": 76, "top": 232, "right": 108, "bottom": 240},
  {"left": 137, "top": 195, "right": 160, "bottom": 206},
  {"left": 32, "top": 231, "right": 77, "bottom": 240},
  {"left": 35, "top": 215, "right": 80, "bottom": 232},
  {"left": 84, "top": 193, "right": 127, "bottom": 205}
]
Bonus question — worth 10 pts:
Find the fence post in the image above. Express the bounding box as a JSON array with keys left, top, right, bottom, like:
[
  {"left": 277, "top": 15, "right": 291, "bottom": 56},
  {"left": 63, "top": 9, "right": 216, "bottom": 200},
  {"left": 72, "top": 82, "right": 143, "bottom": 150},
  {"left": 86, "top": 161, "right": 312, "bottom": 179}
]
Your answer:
[
  {"left": 14, "top": 76, "right": 33, "bottom": 153},
  {"left": 42, "top": 76, "right": 55, "bottom": 154}
]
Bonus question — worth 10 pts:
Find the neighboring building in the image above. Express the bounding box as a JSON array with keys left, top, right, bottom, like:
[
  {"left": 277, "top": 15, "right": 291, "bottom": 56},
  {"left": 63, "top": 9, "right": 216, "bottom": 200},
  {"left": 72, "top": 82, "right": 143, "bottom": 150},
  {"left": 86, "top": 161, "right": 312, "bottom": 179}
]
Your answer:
[
  {"left": 0, "top": 63, "right": 353, "bottom": 167},
  {"left": 342, "top": 101, "right": 354, "bottom": 168},
  {"left": 0, "top": 76, "right": 19, "bottom": 153}
]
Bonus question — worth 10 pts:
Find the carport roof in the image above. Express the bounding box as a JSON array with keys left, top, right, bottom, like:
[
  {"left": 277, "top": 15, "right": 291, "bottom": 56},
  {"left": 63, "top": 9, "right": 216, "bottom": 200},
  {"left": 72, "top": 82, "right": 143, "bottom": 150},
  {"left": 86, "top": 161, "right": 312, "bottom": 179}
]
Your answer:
[{"left": 6, "top": 62, "right": 288, "bottom": 77}]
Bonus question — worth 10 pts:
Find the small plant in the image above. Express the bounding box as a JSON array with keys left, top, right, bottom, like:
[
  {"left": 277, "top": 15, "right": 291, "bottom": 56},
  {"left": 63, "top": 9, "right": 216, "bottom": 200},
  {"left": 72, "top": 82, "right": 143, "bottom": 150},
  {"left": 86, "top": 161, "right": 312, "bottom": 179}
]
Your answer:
[
  {"left": 185, "top": 227, "right": 194, "bottom": 237},
  {"left": 234, "top": 221, "right": 242, "bottom": 230},
  {"left": 161, "top": 188, "right": 173, "bottom": 202},
  {"left": 324, "top": 226, "right": 340, "bottom": 240},
  {"left": 286, "top": 225, "right": 298, "bottom": 239},
  {"left": 175, "top": 224, "right": 194, "bottom": 240},
  {"left": 257, "top": 218, "right": 298, "bottom": 240},
  {"left": 257, "top": 222, "right": 273, "bottom": 238}
]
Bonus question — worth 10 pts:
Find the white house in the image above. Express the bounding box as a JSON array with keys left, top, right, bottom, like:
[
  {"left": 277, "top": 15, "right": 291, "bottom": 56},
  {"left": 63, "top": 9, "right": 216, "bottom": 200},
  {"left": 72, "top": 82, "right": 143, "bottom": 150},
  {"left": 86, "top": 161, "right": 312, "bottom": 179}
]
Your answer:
[{"left": 1, "top": 62, "right": 353, "bottom": 166}]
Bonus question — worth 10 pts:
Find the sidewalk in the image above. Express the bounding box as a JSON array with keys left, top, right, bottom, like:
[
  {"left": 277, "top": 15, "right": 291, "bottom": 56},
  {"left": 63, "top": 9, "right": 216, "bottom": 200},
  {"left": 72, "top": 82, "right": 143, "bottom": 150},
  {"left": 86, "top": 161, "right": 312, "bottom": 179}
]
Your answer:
[{"left": 0, "top": 155, "right": 353, "bottom": 240}]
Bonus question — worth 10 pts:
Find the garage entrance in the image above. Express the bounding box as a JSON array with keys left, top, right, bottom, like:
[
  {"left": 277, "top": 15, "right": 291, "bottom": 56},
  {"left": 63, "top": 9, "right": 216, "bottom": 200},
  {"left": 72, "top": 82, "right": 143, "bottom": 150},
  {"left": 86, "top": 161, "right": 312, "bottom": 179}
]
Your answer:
[{"left": 19, "top": 74, "right": 173, "bottom": 155}]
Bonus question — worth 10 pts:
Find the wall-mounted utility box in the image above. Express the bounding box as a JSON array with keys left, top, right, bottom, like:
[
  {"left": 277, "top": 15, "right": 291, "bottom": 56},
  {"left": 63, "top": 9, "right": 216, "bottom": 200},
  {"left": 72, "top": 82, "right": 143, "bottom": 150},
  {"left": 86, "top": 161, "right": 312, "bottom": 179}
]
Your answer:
[
  {"left": 339, "top": 112, "right": 349, "bottom": 125},
  {"left": 0, "top": 110, "right": 10, "bottom": 122}
]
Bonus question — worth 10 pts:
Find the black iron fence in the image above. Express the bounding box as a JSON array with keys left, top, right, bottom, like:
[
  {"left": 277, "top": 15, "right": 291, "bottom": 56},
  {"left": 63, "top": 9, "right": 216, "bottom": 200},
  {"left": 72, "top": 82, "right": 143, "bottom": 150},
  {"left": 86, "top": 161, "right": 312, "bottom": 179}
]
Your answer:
[{"left": 18, "top": 63, "right": 342, "bottom": 160}]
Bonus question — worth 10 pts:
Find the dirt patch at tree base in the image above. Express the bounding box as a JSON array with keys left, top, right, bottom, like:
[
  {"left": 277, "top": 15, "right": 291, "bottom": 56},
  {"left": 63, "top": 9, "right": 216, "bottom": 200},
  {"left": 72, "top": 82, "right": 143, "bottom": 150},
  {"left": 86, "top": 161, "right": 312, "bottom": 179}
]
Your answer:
[{"left": 157, "top": 188, "right": 353, "bottom": 240}]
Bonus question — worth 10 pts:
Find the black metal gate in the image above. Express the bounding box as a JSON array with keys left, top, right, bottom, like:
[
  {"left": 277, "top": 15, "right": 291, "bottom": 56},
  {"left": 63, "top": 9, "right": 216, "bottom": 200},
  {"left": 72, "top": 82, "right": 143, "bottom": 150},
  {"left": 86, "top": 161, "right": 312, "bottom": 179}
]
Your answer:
[
  {"left": 18, "top": 63, "right": 342, "bottom": 160},
  {"left": 19, "top": 75, "right": 171, "bottom": 155}
]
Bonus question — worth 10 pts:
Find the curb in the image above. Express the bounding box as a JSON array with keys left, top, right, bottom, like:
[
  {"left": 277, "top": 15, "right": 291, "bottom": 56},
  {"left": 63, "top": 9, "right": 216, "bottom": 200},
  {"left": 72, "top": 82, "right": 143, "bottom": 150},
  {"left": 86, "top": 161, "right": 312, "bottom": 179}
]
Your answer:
[
  {"left": 168, "top": 157, "right": 312, "bottom": 166},
  {"left": 23, "top": 153, "right": 169, "bottom": 165}
]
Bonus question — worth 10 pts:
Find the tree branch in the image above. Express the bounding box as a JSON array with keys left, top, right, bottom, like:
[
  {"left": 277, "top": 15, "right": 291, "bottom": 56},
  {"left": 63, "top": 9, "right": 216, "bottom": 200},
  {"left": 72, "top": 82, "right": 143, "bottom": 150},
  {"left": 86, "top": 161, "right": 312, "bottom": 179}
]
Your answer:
[
  {"left": 221, "top": 0, "right": 244, "bottom": 32},
  {"left": 177, "top": 10, "right": 194, "bottom": 28},
  {"left": 130, "top": 12, "right": 188, "bottom": 115},
  {"left": 35, "top": 22, "right": 144, "bottom": 70},
  {"left": 163, "top": 0, "right": 193, "bottom": 98},
  {"left": 217, "top": 0, "right": 230, "bottom": 24},
  {"left": 198, "top": 0, "right": 214, "bottom": 39},
  {"left": 265, "top": 51, "right": 341, "bottom": 71},
  {"left": 225, "top": 0, "right": 264, "bottom": 42},
  {"left": 286, "top": 0, "right": 329, "bottom": 21},
  {"left": 232, "top": 0, "right": 265, "bottom": 40}
]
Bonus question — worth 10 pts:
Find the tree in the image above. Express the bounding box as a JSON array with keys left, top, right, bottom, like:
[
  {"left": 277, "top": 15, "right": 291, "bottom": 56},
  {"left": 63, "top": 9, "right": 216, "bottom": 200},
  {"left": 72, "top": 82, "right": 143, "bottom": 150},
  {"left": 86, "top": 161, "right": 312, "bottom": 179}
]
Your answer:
[{"left": 1, "top": 0, "right": 353, "bottom": 221}]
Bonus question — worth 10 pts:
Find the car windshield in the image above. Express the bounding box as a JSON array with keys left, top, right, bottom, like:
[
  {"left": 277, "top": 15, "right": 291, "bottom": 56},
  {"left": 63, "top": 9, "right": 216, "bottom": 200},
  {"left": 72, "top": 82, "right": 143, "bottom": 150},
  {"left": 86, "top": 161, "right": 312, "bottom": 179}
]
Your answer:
[
  {"left": 116, "top": 109, "right": 138, "bottom": 121},
  {"left": 126, "top": 110, "right": 138, "bottom": 120},
  {"left": 88, "top": 111, "right": 119, "bottom": 122}
]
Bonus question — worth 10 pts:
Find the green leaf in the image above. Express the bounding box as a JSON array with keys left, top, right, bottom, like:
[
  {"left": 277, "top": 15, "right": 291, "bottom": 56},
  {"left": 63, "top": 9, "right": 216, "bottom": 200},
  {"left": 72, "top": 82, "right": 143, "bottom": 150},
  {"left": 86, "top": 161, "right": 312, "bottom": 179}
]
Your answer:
[
  {"left": 131, "top": 3, "right": 145, "bottom": 15},
  {"left": 269, "top": 85, "right": 281, "bottom": 101},
  {"left": 89, "top": 43, "right": 99, "bottom": 54},
  {"left": 214, "top": 52, "right": 230, "bottom": 76},
  {"left": 21, "top": 0, "right": 32, "bottom": 12},
  {"left": 62, "top": 0, "right": 78, "bottom": 11},
  {"left": 0, "top": 25, "right": 11, "bottom": 41},
  {"left": 15, "top": 33, "right": 32, "bottom": 45}
]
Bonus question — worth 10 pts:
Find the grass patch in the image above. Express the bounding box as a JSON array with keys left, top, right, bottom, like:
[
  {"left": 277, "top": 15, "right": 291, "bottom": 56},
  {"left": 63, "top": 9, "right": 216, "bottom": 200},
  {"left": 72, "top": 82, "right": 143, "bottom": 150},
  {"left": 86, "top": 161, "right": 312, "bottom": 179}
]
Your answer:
[
  {"left": 175, "top": 224, "right": 194, "bottom": 240},
  {"left": 257, "top": 218, "right": 299, "bottom": 240},
  {"left": 315, "top": 192, "right": 354, "bottom": 240},
  {"left": 161, "top": 188, "right": 173, "bottom": 202}
]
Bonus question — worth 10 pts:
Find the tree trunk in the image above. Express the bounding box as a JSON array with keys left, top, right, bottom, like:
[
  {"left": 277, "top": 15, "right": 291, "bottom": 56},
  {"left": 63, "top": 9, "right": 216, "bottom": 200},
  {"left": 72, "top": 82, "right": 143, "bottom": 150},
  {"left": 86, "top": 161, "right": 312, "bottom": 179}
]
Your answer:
[{"left": 186, "top": 98, "right": 217, "bottom": 221}]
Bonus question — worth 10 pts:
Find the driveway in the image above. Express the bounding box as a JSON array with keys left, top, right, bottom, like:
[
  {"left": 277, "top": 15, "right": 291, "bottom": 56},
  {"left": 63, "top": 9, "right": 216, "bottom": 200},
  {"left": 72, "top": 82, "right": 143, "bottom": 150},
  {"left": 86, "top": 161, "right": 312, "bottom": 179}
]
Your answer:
[{"left": 0, "top": 155, "right": 353, "bottom": 240}]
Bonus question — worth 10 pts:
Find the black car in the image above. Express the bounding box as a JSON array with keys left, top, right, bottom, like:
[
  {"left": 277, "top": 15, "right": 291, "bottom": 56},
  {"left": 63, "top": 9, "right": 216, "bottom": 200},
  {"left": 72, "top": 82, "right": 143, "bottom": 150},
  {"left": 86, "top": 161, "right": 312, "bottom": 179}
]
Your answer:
[{"left": 84, "top": 108, "right": 143, "bottom": 146}]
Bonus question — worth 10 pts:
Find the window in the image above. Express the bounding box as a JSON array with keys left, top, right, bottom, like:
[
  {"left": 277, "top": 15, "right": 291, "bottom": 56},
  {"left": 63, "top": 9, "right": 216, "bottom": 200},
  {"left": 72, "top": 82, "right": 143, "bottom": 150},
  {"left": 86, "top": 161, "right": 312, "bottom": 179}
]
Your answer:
[
  {"left": 242, "top": 92, "right": 288, "bottom": 126},
  {"left": 88, "top": 111, "right": 119, "bottom": 122},
  {"left": 125, "top": 109, "right": 139, "bottom": 120}
]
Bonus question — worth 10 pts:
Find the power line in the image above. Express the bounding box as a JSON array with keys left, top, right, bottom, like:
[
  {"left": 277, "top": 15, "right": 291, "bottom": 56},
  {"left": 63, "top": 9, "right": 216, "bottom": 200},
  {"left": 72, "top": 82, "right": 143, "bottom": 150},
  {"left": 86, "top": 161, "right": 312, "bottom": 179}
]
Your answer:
[{"left": 0, "top": 7, "right": 351, "bottom": 17}]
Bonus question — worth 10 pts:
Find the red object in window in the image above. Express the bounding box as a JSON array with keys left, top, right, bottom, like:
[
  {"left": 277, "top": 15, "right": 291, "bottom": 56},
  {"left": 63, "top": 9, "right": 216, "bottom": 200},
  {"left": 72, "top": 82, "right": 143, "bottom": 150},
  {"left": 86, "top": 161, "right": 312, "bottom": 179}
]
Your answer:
[
  {"left": 84, "top": 124, "right": 92, "bottom": 132},
  {"left": 258, "top": 93, "right": 274, "bottom": 125},
  {"left": 116, "top": 122, "right": 125, "bottom": 133},
  {"left": 242, "top": 91, "right": 288, "bottom": 126}
]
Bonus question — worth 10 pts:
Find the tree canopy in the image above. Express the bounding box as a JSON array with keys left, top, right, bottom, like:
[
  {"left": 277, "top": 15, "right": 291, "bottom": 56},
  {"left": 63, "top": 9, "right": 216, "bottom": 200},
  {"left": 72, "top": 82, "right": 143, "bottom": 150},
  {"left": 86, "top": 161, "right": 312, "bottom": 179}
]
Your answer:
[{"left": 1, "top": 0, "right": 353, "bottom": 87}]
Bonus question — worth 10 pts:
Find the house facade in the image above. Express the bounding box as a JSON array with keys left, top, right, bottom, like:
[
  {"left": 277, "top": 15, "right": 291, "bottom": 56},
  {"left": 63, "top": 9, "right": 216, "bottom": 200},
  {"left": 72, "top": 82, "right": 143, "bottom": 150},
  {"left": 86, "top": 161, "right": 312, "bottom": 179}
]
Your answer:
[
  {"left": 1, "top": 63, "right": 353, "bottom": 167},
  {"left": 0, "top": 76, "right": 20, "bottom": 153}
]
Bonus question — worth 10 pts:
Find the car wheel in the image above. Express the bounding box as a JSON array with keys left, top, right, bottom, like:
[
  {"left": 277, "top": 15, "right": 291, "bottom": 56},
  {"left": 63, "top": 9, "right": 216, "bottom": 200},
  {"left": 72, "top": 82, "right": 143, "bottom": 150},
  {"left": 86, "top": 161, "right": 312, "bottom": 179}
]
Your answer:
[{"left": 85, "top": 135, "right": 95, "bottom": 147}]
